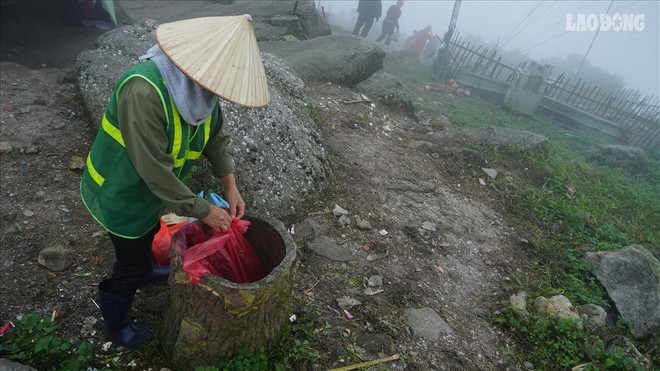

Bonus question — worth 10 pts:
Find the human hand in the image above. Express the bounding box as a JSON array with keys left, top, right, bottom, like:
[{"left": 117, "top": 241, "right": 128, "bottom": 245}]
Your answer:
[
  {"left": 224, "top": 187, "right": 245, "bottom": 219},
  {"left": 201, "top": 204, "right": 232, "bottom": 232}
]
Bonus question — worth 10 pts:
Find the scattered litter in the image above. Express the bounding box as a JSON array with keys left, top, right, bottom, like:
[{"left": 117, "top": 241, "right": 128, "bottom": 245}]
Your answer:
[
  {"left": 435, "top": 265, "right": 445, "bottom": 273},
  {"left": 378, "top": 229, "right": 388, "bottom": 236},
  {"left": 102, "top": 342, "right": 112, "bottom": 352},
  {"left": 92, "top": 230, "right": 106, "bottom": 238},
  {"left": 0, "top": 321, "right": 15, "bottom": 336},
  {"left": 327, "top": 353, "right": 401, "bottom": 371},
  {"left": 23, "top": 210, "right": 34, "bottom": 217},
  {"left": 20, "top": 161, "right": 30, "bottom": 166},
  {"left": 479, "top": 178, "right": 486, "bottom": 186},
  {"left": 60, "top": 207, "right": 70, "bottom": 213},
  {"left": 362, "top": 243, "right": 371, "bottom": 252},
  {"left": 91, "top": 298, "right": 100, "bottom": 309},
  {"left": 51, "top": 310, "right": 58, "bottom": 321},
  {"left": 343, "top": 309, "right": 353, "bottom": 319},
  {"left": 288, "top": 224, "right": 295, "bottom": 235},
  {"left": 289, "top": 314, "right": 297, "bottom": 322}
]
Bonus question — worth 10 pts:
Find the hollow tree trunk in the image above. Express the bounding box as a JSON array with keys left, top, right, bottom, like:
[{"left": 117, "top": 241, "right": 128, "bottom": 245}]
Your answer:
[{"left": 161, "top": 214, "right": 297, "bottom": 369}]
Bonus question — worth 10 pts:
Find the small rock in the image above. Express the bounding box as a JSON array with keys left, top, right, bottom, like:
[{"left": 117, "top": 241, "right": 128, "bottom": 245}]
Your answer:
[
  {"left": 81, "top": 316, "right": 98, "bottom": 338},
  {"left": 368, "top": 275, "right": 383, "bottom": 287},
  {"left": 534, "top": 295, "right": 581, "bottom": 323},
  {"left": 38, "top": 245, "right": 75, "bottom": 271},
  {"left": 523, "top": 361, "right": 534, "bottom": 369},
  {"left": 482, "top": 168, "right": 498, "bottom": 179},
  {"left": 333, "top": 204, "right": 349, "bottom": 217},
  {"left": 509, "top": 291, "right": 529, "bottom": 318},
  {"left": 337, "top": 296, "right": 361, "bottom": 310},
  {"left": 579, "top": 304, "right": 607, "bottom": 329},
  {"left": 565, "top": 183, "right": 577, "bottom": 200},
  {"left": 23, "top": 210, "right": 34, "bottom": 217},
  {"left": 19, "top": 106, "right": 31, "bottom": 114},
  {"left": 68, "top": 156, "right": 85, "bottom": 170},
  {"left": 24, "top": 146, "right": 39, "bottom": 155},
  {"left": 337, "top": 214, "right": 351, "bottom": 228},
  {"left": 362, "top": 243, "right": 372, "bottom": 252},
  {"left": 0, "top": 142, "right": 13, "bottom": 154},
  {"left": 355, "top": 217, "right": 372, "bottom": 230},
  {"left": 479, "top": 178, "right": 486, "bottom": 186},
  {"left": 421, "top": 221, "right": 436, "bottom": 231}
]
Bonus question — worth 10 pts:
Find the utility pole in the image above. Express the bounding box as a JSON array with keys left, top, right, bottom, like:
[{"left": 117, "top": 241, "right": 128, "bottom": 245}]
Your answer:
[{"left": 433, "top": 0, "right": 462, "bottom": 81}]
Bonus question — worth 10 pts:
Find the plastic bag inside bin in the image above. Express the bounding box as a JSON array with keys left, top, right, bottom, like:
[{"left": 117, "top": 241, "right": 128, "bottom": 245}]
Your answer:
[
  {"left": 152, "top": 219, "right": 187, "bottom": 266},
  {"left": 173, "top": 219, "right": 266, "bottom": 284}
]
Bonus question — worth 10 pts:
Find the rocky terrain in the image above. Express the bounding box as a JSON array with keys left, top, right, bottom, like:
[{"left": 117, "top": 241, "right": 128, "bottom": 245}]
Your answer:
[{"left": 1, "top": 1, "right": 656, "bottom": 370}]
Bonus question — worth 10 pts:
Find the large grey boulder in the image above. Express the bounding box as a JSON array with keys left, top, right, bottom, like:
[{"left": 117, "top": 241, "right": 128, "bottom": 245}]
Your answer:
[
  {"left": 260, "top": 35, "right": 386, "bottom": 86},
  {"left": 586, "top": 144, "right": 650, "bottom": 175},
  {"left": 585, "top": 245, "right": 660, "bottom": 338},
  {"left": 430, "top": 126, "right": 549, "bottom": 155},
  {"left": 116, "top": 0, "right": 330, "bottom": 41},
  {"left": 355, "top": 71, "right": 415, "bottom": 116},
  {"left": 76, "top": 21, "right": 330, "bottom": 220}
]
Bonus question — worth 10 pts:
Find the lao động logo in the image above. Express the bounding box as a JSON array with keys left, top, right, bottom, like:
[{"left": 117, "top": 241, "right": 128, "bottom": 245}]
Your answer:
[{"left": 566, "top": 13, "right": 645, "bottom": 32}]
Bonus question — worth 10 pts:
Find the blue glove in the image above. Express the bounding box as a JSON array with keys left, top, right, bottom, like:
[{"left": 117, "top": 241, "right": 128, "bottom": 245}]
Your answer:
[
  {"left": 197, "top": 191, "right": 230, "bottom": 209},
  {"left": 210, "top": 192, "right": 230, "bottom": 209}
]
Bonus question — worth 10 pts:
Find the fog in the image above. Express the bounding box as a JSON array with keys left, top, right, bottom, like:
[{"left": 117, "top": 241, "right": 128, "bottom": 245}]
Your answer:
[{"left": 317, "top": 0, "right": 659, "bottom": 97}]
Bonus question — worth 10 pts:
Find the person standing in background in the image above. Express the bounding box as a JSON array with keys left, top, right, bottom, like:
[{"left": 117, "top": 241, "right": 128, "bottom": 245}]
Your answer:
[
  {"left": 375, "top": 0, "right": 404, "bottom": 46},
  {"left": 352, "top": 0, "right": 382, "bottom": 38}
]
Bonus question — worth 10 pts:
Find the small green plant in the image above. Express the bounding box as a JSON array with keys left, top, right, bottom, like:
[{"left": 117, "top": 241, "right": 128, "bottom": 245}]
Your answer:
[
  {"left": 494, "top": 307, "right": 643, "bottom": 370},
  {"left": 0, "top": 314, "right": 93, "bottom": 370},
  {"left": 211, "top": 346, "right": 269, "bottom": 371}
]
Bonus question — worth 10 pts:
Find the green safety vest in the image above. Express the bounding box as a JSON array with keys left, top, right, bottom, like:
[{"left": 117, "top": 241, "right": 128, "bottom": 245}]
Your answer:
[{"left": 80, "top": 60, "right": 219, "bottom": 238}]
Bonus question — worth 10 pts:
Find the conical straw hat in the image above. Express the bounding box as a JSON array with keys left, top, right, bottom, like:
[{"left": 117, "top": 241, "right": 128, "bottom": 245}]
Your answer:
[{"left": 155, "top": 15, "right": 270, "bottom": 108}]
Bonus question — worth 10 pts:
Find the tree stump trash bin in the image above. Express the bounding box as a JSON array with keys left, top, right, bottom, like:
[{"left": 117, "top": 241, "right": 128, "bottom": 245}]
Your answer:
[{"left": 161, "top": 213, "right": 297, "bottom": 369}]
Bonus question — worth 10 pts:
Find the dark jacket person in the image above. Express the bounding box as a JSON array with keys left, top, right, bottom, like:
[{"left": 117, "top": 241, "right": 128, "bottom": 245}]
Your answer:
[
  {"left": 352, "top": 0, "right": 382, "bottom": 38},
  {"left": 376, "top": 0, "right": 404, "bottom": 46}
]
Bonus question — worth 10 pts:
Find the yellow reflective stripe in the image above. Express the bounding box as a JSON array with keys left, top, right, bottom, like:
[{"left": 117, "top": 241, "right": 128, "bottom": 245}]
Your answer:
[
  {"left": 186, "top": 150, "right": 203, "bottom": 160},
  {"left": 203, "top": 115, "right": 212, "bottom": 146},
  {"left": 181, "top": 116, "right": 212, "bottom": 162},
  {"left": 86, "top": 154, "right": 105, "bottom": 186},
  {"left": 171, "top": 104, "right": 183, "bottom": 167},
  {"left": 102, "top": 114, "right": 125, "bottom": 147},
  {"left": 116, "top": 74, "right": 170, "bottom": 126}
]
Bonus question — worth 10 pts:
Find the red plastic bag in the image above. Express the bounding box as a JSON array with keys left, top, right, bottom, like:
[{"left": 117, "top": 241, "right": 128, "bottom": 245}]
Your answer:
[
  {"left": 182, "top": 219, "right": 266, "bottom": 284},
  {"left": 152, "top": 219, "right": 186, "bottom": 266}
]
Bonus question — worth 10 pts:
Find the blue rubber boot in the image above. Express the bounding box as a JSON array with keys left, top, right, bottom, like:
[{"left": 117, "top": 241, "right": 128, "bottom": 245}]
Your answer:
[
  {"left": 98, "top": 280, "right": 150, "bottom": 349},
  {"left": 140, "top": 265, "right": 170, "bottom": 285}
]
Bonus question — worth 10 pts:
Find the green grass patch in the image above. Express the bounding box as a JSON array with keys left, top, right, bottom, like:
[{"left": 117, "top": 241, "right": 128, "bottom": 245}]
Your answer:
[{"left": 0, "top": 314, "right": 94, "bottom": 370}]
